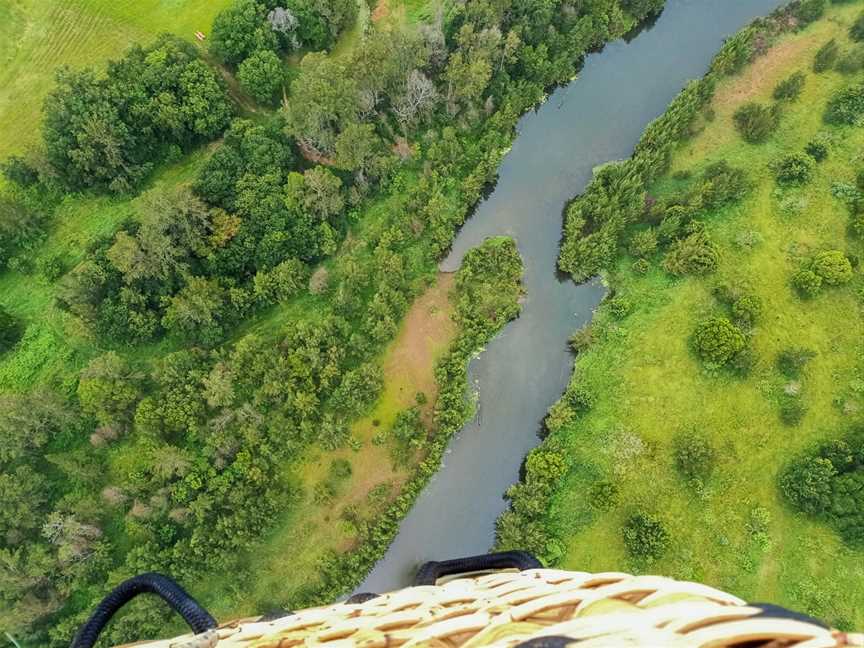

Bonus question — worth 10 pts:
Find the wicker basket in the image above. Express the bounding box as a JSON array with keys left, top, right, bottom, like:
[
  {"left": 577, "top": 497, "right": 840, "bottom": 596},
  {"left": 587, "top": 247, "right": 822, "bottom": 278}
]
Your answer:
[{"left": 121, "top": 569, "right": 863, "bottom": 648}]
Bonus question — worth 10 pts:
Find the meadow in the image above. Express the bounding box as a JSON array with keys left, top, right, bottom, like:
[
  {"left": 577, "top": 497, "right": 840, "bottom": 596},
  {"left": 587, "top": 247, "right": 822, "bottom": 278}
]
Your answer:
[{"left": 548, "top": 2, "right": 864, "bottom": 628}]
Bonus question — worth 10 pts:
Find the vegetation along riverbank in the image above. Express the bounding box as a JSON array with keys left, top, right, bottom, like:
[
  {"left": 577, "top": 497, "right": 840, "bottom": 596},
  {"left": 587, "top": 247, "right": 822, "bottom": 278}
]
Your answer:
[
  {"left": 497, "top": 0, "right": 864, "bottom": 630},
  {"left": 0, "top": 0, "right": 667, "bottom": 644}
]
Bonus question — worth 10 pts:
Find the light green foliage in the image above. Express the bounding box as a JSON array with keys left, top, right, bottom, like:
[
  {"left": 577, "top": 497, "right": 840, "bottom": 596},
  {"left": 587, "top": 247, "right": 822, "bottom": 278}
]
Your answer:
[
  {"left": 812, "top": 250, "right": 853, "bottom": 285},
  {"left": 693, "top": 316, "right": 746, "bottom": 366},
  {"left": 77, "top": 352, "right": 140, "bottom": 427}
]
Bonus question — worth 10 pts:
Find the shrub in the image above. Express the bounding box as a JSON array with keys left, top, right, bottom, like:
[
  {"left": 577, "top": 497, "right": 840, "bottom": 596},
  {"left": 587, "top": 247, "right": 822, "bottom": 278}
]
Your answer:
[
  {"left": 0, "top": 306, "right": 22, "bottom": 354},
  {"left": 795, "top": 0, "right": 826, "bottom": 24},
  {"left": 693, "top": 316, "right": 746, "bottom": 366},
  {"left": 1, "top": 156, "right": 39, "bottom": 187},
  {"left": 814, "top": 39, "right": 840, "bottom": 72},
  {"left": 733, "top": 102, "right": 779, "bottom": 143},
  {"left": 588, "top": 481, "right": 619, "bottom": 511},
  {"left": 792, "top": 268, "right": 823, "bottom": 297},
  {"left": 696, "top": 160, "right": 750, "bottom": 210},
  {"left": 777, "top": 347, "right": 816, "bottom": 378},
  {"left": 37, "top": 255, "right": 64, "bottom": 282},
  {"left": 851, "top": 11, "right": 864, "bottom": 42},
  {"left": 836, "top": 46, "right": 864, "bottom": 74},
  {"left": 780, "top": 456, "right": 836, "bottom": 515},
  {"left": 662, "top": 231, "right": 719, "bottom": 276},
  {"left": 805, "top": 140, "right": 828, "bottom": 162},
  {"left": 812, "top": 250, "right": 853, "bottom": 285},
  {"left": 632, "top": 258, "right": 650, "bottom": 274},
  {"left": 773, "top": 153, "right": 815, "bottom": 185},
  {"left": 731, "top": 294, "right": 763, "bottom": 328},
  {"left": 824, "top": 82, "right": 864, "bottom": 125},
  {"left": 673, "top": 433, "right": 717, "bottom": 482},
  {"left": 607, "top": 295, "right": 632, "bottom": 319},
  {"left": 773, "top": 71, "right": 806, "bottom": 101},
  {"left": 622, "top": 513, "right": 670, "bottom": 562},
  {"left": 780, "top": 395, "right": 807, "bottom": 426},
  {"left": 629, "top": 228, "right": 658, "bottom": 257}
]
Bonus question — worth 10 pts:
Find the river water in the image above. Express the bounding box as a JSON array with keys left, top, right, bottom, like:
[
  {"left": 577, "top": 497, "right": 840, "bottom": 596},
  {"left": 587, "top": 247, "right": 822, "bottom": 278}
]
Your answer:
[{"left": 357, "top": 0, "right": 786, "bottom": 594}]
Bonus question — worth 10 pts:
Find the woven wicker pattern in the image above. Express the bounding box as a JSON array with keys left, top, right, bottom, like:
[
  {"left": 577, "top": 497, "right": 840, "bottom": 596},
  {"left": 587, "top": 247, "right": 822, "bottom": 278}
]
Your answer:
[{"left": 120, "top": 569, "right": 864, "bottom": 648}]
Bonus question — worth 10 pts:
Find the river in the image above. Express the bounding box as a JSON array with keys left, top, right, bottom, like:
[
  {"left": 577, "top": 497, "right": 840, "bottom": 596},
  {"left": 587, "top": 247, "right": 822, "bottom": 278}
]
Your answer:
[{"left": 357, "top": 0, "right": 786, "bottom": 594}]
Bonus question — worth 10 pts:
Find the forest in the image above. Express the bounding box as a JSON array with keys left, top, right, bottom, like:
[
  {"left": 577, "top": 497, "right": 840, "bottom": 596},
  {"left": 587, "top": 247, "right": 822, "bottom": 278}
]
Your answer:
[
  {"left": 0, "top": 0, "right": 665, "bottom": 644},
  {"left": 499, "top": 0, "right": 864, "bottom": 630}
]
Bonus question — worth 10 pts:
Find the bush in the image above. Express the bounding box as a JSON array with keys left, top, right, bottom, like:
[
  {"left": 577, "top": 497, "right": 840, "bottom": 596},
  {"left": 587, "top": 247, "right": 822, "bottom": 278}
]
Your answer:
[
  {"left": 795, "top": 0, "right": 826, "bottom": 23},
  {"left": 696, "top": 160, "right": 750, "bottom": 210},
  {"left": 780, "top": 395, "right": 807, "bottom": 426},
  {"left": 836, "top": 46, "right": 864, "bottom": 74},
  {"left": 731, "top": 294, "right": 762, "bottom": 328},
  {"left": 662, "top": 231, "right": 719, "bottom": 276},
  {"left": 1, "top": 156, "right": 39, "bottom": 187},
  {"left": 780, "top": 455, "right": 836, "bottom": 515},
  {"left": 733, "top": 102, "right": 779, "bottom": 143},
  {"left": 814, "top": 39, "right": 840, "bottom": 72},
  {"left": 812, "top": 250, "right": 853, "bottom": 285},
  {"left": 37, "top": 254, "right": 64, "bottom": 281},
  {"left": 805, "top": 140, "right": 828, "bottom": 162},
  {"left": 622, "top": 513, "right": 670, "bottom": 562},
  {"left": 773, "top": 153, "right": 815, "bottom": 185},
  {"left": 773, "top": 71, "right": 806, "bottom": 102},
  {"left": 628, "top": 228, "right": 658, "bottom": 257},
  {"left": 824, "top": 82, "right": 864, "bottom": 125},
  {"left": 0, "top": 306, "right": 22, "bottom": 354},
  {"left": 851, "top": 11, "right": 864, "bottom": 42},
  {"left": 777, "top": 347, "right": 816, "bottom": 378},
  {"left": 693, "top": 316, "right": 746, "bottom": 365},
  {"left": 674, "top": 433, "right": 717, "bottom": 482},
  {"left": 588, "top": 481, "right": 620, "bottom": 511},
  {"left": 792, "top": 268, "right": 823, "bottom": 297},
  {"left": 632, "top": 258, "right": 650, "bottom": 274}
]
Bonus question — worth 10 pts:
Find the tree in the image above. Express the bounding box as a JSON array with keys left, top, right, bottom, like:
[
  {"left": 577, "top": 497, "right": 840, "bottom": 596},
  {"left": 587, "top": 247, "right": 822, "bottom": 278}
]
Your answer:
[
  {"left": 162, "top": 276, "right": 227, "bottom": 344},
  {"left": 238, "top": 49, "right": 286, "bottom": 106},
  {"left": 334, "top": 123, "right": 384, "bottom": 183},
  {"left": 210, "top": 0, "right": 278, "bottom": 66},
  {"left": 693, "top": 316, "right": 745, "bottom": 366},
  {"left": 297, "top": 166, "right": 344, "bottom": 221},
  {"left": 283, "top": 53, "right": 360, "bottom": 155},
  {"left": 392, "top": 70, "right": 438, "bottom": 129},
  {"left": 78, "top": 352, "right": 141, "bottom": 427},
  {"left": 781, "top": 456, "right": 836, "bottom": 515},
  {"left": 0, "top": 391, "right": 72, "bottom": 464},
  {"left": 0, "top": 305, "right": 22, "bottom": 354}
]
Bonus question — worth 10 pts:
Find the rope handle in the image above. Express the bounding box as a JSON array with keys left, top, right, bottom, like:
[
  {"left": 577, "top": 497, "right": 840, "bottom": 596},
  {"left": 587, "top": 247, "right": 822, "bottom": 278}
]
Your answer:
[{"left": 71, "top": 573, "right": 216, "bottom": 648}]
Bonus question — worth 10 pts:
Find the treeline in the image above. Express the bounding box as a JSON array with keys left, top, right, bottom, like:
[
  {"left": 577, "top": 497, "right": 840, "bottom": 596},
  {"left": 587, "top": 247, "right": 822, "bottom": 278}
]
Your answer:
[
  {"left": 1, "top": 0, "right": 677, "bottom": 643},
  {"left": 296, "top": 236, "right": 524, "bottom": 606}
]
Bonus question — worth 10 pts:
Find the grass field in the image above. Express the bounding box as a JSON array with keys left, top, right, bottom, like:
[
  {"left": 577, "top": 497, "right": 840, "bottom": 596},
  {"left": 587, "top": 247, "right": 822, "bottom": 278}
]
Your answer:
[{"left": 553, "top": 4, "right": 864, "bottom": 629}]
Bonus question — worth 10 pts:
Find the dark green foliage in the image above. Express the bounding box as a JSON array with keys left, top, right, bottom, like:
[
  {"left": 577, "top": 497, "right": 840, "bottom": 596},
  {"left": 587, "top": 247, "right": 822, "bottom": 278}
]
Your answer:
[
  {"left": 662, "top": 230, "right": 719, "bottom": 276},
  {"left": 777, "top": 347, "right": 816, "bottom": 378},
  {"left": 622, "top": 512, "right": 670, "bottom": 562},
  {"left": 814, "top": 39, "right": 840, "bottom": 72},
  {"left": 210, "top": 0, "right": 278, "bottom": 66},
  {"left": 812, "top": 250, "right": 853, "bottom": 285},
  {"left": 733, "top": 102, "right": 780, "bottom": 143},
  {"left": 794, "top": 0, "right": 826, "bottom": 25},
  {"left": 237, "top": 49, "right": 286, "bottom": 106},
  {"left": 805, "top": 140, "right": 829, "bottom": 161},
  {"left": 389, "top": 407, "right": 424, "bottom": 466},
  {"left": 773, "top": 152, "right": 815, "bottom": 185},
  {"left": 773, "top": 71, "right": 806, "bottom": 102},
  {"left": 0, "top": 305, "right": 22, "bottom": 354},
  {"left": 780, "top": 430, "right": 864, "bottom": 544},
  {"left": 37, "top": 254, "right": 64, "bottom": 281},
  {"left": 835, "top": 46, "right": 864, "bottom": 74},
  {"left": 43, "top": 35, "right": 232, "bottom": 192},
  {"left": 779, "top": 395, "right": 807, "bottom": 426},
  {"left": 628, "top": 228, "right": 658, "bottom": 257},
  {"left": 850, "top": 11, "right": 864, "bottom": 42},
  {"left": 824, "top": 81, "right": 864, "bottom": 124},
  {"left": 673, "top": 433, "right": 717, "bottom": 483},
  {"left": 2, "top": 155, "right": 39, "bottom": 187},
  {"left": 693, "top": 316, "right": 746, "bottom": 366},
  {"left": 695, "top": 161, "right": 751, "bottom": 210}
]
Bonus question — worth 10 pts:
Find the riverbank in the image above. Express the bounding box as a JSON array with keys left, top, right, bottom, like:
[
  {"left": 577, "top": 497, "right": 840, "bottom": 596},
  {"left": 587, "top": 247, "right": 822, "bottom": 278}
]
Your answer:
[{"left": 529, "top": 0, "right": 864, "bottom": 628}]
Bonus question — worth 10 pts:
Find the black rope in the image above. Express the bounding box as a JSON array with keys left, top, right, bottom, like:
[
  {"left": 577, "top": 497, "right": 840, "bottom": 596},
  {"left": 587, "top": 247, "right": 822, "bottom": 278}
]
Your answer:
[
  {"left": 70, "top": 573, "right": 217, "bottom": 648},
  {"left": 414, "top": 551, "right": 542, "bottom": 586}
]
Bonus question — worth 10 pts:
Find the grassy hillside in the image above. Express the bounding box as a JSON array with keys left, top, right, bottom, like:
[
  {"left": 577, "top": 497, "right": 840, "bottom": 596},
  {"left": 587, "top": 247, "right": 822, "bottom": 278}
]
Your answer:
[
  {"left": 0, "top": 0, "right": 235, "bottom": 158},
  {"left": 538, "top": 2, "right": 864, "bottom": 629}
]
